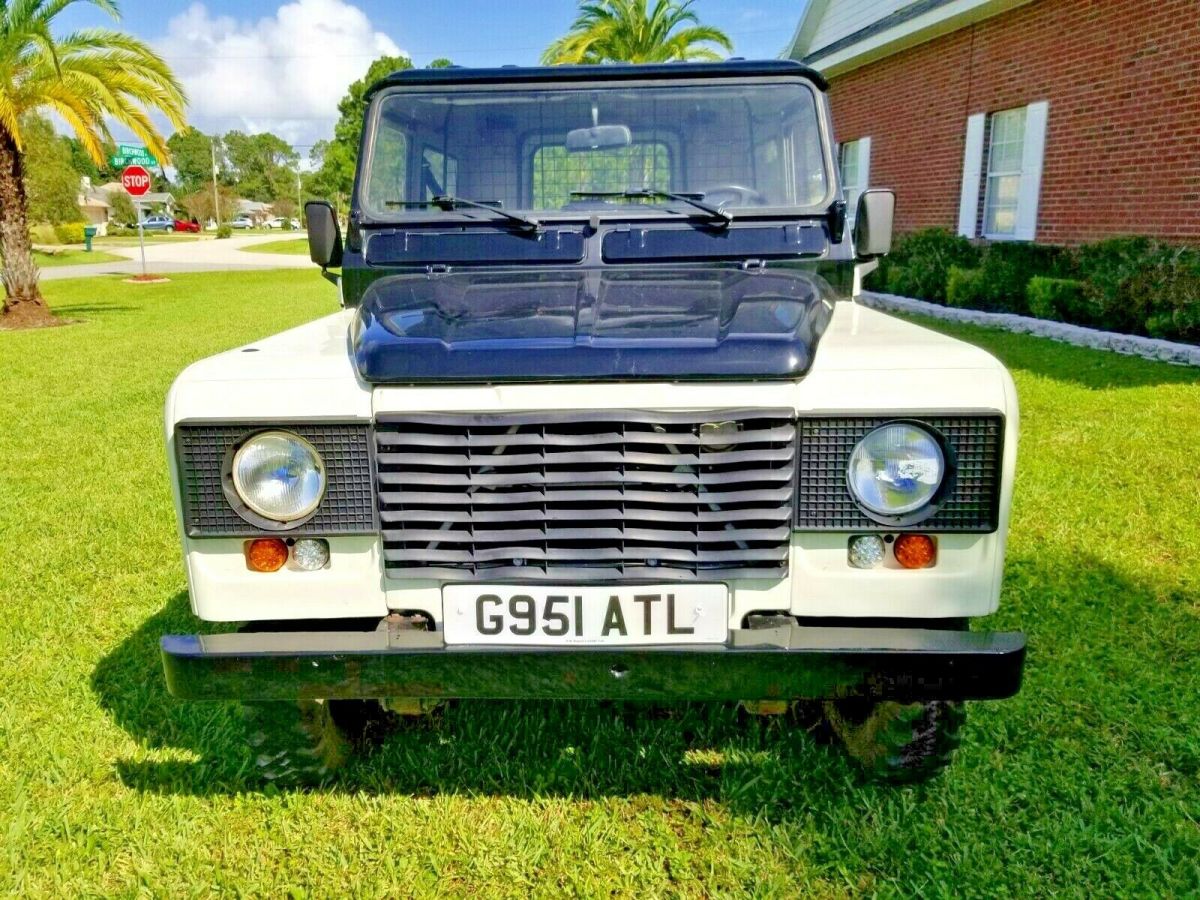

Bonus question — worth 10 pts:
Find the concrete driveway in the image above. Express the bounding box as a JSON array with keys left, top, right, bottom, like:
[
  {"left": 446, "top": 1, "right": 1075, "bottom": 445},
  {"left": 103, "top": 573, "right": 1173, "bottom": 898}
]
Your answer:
[{"left": 39, "top": 233, "right": 312, "bottom": 281}]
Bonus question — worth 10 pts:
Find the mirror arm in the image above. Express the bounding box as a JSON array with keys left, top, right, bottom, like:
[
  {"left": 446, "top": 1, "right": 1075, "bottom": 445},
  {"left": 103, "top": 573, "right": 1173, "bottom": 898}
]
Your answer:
[
  {"left": 828, "top": 199, "right": 846, "bottom": 243},
  {"left": 320, "top": 268, "right": 340, "bottom": 287}
]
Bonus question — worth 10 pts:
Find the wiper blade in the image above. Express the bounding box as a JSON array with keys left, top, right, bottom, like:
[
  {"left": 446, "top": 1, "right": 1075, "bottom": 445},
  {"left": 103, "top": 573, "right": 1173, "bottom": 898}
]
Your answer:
[
  {"left": 569, "top": 188, "right": 733, "bottom": 227},
  {"left": 384, "top": 195, "right": 540, "bottom": 232}
]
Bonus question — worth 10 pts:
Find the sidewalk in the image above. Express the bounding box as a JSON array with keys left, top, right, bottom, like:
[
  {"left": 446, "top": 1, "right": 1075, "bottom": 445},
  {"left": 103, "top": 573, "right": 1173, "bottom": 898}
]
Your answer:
[{"left": 39, "top": 233, "right": 311, "bottom": 280}]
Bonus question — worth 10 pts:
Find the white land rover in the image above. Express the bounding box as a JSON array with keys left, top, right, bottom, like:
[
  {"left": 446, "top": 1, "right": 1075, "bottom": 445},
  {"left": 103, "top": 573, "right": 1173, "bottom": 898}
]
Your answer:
[{"left": 161, "top": 60, "right": 1025, "bottom": 785}]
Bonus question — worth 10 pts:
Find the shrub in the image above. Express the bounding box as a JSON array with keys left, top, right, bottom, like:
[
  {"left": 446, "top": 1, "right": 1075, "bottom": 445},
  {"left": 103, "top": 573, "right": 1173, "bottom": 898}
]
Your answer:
[
  {"left": 54, "top": 222, "right": 87, "bottom": 244},
  {"left": 1076, "top": 237, "right": 1185, "bottom": 334},
  {"left": 29, "top": 224, "right": 58, "bottom": 245},
  {"left": 216, "top": 224, "right": 232, "bottom": 239},
  {"left": 971, "top": 243, "right": 1074, "bottom": 315},
  {"left": 1026, "top": 277, "right": 1086, "bottom": 322},
  {"left": 945, "top": 266, "right": 987, "bottom": 309},
  {"left": 1120, "top": 245, "right": 1200, "bottom": 343},
  {"left": 881, "top": 228, "right": 980, "bottom": 304},
  {"left": 281, "top": 218, "right": 295, "bottom": 231}
]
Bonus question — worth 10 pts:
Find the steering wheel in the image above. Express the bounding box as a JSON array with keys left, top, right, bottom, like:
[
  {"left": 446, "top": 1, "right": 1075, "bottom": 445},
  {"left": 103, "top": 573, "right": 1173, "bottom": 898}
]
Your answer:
[{"left": 700, "top": 184, "right": 765, "bottom": 208}]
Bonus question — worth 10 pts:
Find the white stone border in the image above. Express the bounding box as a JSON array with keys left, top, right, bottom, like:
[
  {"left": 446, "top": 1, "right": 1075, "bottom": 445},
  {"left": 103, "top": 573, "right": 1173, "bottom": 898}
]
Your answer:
[{"left": 859, "top": 291, "right": 1200, "bottom": 367}]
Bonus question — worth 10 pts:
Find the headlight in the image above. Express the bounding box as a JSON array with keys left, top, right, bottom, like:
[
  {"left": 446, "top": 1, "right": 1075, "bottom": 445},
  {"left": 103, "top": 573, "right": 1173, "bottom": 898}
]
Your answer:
[
  {"left": 231, "top": 431, "right": 326, "bottom": 523},
  {"left": 847, "top": 423, "right": 945, "bottom": 518}
]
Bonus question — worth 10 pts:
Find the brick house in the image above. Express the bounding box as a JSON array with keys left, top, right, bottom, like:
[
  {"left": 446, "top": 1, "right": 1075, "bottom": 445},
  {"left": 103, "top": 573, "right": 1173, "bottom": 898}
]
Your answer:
[{"left": 785, "top": 0, "right": 1200, "bottom": 245}]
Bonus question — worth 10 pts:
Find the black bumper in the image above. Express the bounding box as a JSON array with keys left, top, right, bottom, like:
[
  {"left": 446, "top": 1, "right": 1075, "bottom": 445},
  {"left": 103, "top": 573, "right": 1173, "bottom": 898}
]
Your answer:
[{"left": 160, "top": 625, "right": 1025, "bottom": 703}]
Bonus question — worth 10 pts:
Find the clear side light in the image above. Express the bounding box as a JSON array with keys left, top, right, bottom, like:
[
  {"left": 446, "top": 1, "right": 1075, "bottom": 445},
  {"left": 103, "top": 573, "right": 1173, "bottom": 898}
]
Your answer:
[
  {"left": 292, "top": 538, "right": 330, "bottom": 571},
  {"left": 848, "top": 534, "right": 886, "bottom": 569}
]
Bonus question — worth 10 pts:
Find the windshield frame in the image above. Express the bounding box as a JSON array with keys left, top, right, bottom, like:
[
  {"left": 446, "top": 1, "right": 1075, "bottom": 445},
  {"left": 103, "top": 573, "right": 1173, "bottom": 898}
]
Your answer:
[{"left": 354, "top": 74, "right": 839, "bottom": 228}]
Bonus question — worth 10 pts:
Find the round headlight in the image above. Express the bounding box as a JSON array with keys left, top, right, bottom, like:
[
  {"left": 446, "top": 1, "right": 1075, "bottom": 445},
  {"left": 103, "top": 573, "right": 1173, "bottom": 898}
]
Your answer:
[
  {"left": 231, "top": 431, "right": 325, "bottom": 523},
  {"left": 847, "top": 423, "right": 945, "bottom": 518}
]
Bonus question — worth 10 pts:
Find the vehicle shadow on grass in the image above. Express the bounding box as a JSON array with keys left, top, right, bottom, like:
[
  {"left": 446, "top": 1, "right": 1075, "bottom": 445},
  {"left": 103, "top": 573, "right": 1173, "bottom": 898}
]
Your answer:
[{"left": 91, "top": 591, "right": 864, "bottom": 814}]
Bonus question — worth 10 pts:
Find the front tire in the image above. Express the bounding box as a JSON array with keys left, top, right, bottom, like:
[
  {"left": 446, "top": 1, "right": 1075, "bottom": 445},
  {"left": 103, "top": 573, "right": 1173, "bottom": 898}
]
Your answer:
[
  {"left": 823, "top": 699, "right": 965, "bottom": 783},
  {"left": 242, "top": 700, "right": 349, "bottom": 786}
]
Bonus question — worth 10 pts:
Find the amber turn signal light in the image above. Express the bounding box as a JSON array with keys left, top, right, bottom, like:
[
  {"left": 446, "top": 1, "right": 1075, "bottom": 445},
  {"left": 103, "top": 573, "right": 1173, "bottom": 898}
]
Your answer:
[
  {"left": 894, "top": 533, "right": 936, "bottom": 569},
  {"left": 245, "top": 537, "right": 288, "bottom": 572}
]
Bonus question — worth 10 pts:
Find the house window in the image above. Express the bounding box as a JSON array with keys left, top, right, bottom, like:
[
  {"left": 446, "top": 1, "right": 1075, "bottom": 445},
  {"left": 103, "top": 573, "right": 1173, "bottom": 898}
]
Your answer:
[
  {"left": 838, "top": 136, "right": 870, "bottom": 228},
  {"left": 982, "top": 107, "right": 1026, "bottom": 238},
  {"left": 958, "top": 101, "right": 1048, "bottom": 242}
]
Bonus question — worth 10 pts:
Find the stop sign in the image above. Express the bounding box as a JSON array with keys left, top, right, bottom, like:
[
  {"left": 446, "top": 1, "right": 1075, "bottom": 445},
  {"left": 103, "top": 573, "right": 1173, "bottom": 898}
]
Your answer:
[{"left": 121, "top": 164, "right": 152, "bottom": 197}]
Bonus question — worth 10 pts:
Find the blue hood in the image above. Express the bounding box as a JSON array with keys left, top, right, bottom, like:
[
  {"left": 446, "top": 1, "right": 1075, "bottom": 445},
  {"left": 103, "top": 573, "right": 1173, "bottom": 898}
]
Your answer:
[{"left": 352, "top": 266, "right": 834, "bottom": 383}]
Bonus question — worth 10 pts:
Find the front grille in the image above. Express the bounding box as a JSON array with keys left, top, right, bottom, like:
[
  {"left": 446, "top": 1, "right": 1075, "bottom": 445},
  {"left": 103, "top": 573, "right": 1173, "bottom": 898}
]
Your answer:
[
  {"left": 796, "top": 415, "right": 1004, "bottom": 532},
  {"left": 176, "top": 423, "right": 375, "bottom": 537},
  {"left": 375, "top": 410, "right": 796, "bottom": 581}
]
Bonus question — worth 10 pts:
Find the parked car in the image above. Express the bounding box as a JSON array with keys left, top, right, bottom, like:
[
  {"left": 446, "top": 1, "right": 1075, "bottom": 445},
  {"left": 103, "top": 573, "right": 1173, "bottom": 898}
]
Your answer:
[
  {"left": 229, "top": 215, "right": 255, "bottom": 229},
  {"left": 138, "top": 214, "right": 177, "bottom": 232},
  {"left": 264, "top": 216, "right": 300, "bottom": 230},
  {"left": 161, "top": 60, "right": 1025, "bottom": 787},
  {"left": 173, "top": 218, "right": 202, "bottom": 234}
]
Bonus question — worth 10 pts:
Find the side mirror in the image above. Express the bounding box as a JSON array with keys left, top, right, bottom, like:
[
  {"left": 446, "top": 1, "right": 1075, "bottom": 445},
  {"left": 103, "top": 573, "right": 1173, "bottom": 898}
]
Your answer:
[
  {"left": 305, "top": 200, "right": 343, "bottom": 268},
  {"left": 853, "top": 189, "right": 895, "bottom": 259}
]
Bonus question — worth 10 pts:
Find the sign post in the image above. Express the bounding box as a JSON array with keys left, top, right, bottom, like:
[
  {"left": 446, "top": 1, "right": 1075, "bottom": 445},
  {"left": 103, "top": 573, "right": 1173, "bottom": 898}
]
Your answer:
[{"left": 122, "top": 164, "right": 153, "bottom": 277}]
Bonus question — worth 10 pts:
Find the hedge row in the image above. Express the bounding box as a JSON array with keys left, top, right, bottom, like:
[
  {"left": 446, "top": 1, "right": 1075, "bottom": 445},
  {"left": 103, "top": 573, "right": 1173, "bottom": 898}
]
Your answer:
[
  {"left": 868, "top": 229, "right": 1200, "bottom": 344},
  {"left": 29, "top": 222, "right": 93, "bottom": 244}
]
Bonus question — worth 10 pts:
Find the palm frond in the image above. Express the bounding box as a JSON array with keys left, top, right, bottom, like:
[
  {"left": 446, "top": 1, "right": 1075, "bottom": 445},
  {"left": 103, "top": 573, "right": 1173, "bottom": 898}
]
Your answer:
[
  {"left": 3, "top": 17, "right": 187, "bottom": 165},
  {"left": 543, "top": 0, "right": 731, "bottom": 65}
]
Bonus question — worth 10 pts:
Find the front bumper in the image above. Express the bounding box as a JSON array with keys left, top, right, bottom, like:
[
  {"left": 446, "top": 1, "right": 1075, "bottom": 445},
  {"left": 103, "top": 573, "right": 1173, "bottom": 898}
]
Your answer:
[{"left": 160, "top": 625, "right": 1026, "bottom": 703}]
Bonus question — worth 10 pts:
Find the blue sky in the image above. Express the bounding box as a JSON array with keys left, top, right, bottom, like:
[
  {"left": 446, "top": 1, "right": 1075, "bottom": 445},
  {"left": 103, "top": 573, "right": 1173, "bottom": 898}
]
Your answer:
[{"left": 54, "top": 0, "right": 805, "bottom": 153}]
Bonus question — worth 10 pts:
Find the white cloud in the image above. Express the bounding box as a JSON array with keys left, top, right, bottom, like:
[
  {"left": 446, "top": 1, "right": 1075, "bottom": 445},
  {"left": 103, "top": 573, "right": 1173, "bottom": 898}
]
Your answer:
[{"left": 157, "top": 0, "right": 403, "bottom": 151}]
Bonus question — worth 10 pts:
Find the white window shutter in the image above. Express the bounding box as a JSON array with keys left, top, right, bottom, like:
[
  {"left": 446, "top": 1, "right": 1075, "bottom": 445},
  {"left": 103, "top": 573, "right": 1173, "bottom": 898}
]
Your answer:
[
  {"left": 1014, "top": 100, "right": 1048, "bottom": 241},
  {"left": 957, "top": 114, "right": 985, "bottom": 237},
  {"left": 857, "top": 136, "right": 871, "bottom": 193}
]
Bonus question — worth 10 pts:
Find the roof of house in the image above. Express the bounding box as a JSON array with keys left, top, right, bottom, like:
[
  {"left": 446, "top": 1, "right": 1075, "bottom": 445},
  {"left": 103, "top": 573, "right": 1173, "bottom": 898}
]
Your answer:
[
  {"left": 79, "top": 194, "right": 110, "bottom": 209},
  {"left": 785, "top": 0, "right": 1035, "bottom": 77},
  {"left": 98, "top": 183, "right": 174, "bottom": 205}
]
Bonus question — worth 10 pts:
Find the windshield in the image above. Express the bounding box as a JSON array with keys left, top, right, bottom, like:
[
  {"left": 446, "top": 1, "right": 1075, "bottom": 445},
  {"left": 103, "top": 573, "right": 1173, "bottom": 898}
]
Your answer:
[{"left": 362, "top": 81, "right": 829, "bottom": 220}]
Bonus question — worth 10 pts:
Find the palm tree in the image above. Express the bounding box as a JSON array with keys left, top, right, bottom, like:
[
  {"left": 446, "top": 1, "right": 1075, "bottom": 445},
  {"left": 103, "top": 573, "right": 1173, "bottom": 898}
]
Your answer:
[
  {"left": 542, "top": 0, "right": 733, "bottom": 65},
  {"left": 1, "top": 0, "right": 186, "bottom": 326}
]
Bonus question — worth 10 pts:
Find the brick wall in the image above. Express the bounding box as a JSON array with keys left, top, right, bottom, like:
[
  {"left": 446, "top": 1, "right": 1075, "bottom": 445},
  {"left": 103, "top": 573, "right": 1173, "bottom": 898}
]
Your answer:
[{"left": 827, "top": 0, "right": 1200, "bottom": 244}]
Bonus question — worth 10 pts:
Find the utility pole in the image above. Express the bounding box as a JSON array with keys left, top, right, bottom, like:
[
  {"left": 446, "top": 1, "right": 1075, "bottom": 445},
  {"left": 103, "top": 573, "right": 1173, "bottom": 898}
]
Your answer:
[
  {"left": 210, "top": 136, "right": 221, "bottom": 229},
  {"left": 296, "top": 169, "right": 302, "bottom": 227}
]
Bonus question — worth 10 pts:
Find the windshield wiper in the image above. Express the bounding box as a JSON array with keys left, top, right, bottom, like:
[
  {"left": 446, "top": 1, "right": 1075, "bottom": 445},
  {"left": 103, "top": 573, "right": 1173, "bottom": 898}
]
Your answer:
[
  {"left": 384, "top": 195, "right": 540, "bottom": 232},
  {"left": 569, "top": 188, "right": 733, "bottom": 228}
]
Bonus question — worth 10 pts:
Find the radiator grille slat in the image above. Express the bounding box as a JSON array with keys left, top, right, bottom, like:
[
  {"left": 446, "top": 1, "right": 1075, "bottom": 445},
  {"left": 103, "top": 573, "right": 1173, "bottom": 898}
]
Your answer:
[{"left": 375, "top": 410, "right": 796, "bottom": 582}]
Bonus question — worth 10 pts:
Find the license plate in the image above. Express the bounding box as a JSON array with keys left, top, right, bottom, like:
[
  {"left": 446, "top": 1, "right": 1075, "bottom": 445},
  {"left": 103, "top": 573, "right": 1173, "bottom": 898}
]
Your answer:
[{"left": 441, "top": 584, "right": 729, "bottom": 646}]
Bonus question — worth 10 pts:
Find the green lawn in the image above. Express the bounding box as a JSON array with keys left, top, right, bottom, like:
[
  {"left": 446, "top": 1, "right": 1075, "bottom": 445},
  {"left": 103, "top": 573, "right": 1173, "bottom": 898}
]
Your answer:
[
  {"left": 240, "top": 236, "right": 308, "bottom": 254},
  {"left": 96, "top": 233, "right": 204, "bottom": 246},
  {"left": 1, "top": 272, "right": 1198, "bottom": 895},
  {"left": 32, "top": 248, "right": 126, "bottom": 268}
]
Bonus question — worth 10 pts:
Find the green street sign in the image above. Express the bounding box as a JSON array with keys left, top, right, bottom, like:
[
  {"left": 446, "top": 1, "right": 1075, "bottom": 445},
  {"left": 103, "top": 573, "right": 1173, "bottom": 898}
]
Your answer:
[
  {"left": 109, "top": 154, "right": 158, "bottom": 168},
  {"left": 109, "top": 143, "right": 158, "bottom": 168}
]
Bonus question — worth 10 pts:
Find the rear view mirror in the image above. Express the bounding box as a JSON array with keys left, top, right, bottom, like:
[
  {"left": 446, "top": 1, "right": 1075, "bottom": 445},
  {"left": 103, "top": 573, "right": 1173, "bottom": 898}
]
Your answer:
[
  {"left": 853, "top": 189, "right": 895, "bottom": 259},
  {"left": 565, "top": 124, "right": 632, "bottom": 152},
  {"left": 305, "top": 200, "right": 343, "bottom": 269}
]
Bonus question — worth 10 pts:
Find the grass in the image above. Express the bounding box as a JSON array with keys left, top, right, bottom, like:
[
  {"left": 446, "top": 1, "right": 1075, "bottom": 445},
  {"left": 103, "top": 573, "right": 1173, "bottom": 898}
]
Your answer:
[
  {"left": 240, "top": 236, "right": 308, "bottom": 254},
  {"left": 32, "top": 248, "right": 126, "bottom": 268},
  {"left": 1, "top": 271, "right": 1198, "bottom": 895},
  {"left": 96, "top": 233, "right": 204, "bottom": 246}
]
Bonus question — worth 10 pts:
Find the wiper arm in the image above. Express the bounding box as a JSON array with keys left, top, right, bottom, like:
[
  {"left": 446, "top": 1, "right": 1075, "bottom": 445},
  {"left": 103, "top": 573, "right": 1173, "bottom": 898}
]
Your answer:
[
  {"left": 569, "top": 188, "right": 732, "bottom": 227},
  {"left": 384, "top": 195, "right": 540, "bottom": 232}
]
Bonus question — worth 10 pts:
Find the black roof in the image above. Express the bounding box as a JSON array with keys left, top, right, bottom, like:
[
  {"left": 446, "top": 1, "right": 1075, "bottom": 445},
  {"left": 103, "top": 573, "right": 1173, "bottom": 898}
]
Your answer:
[{"left": 366, "top": 59, "right": 828, "bottom": 98}]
